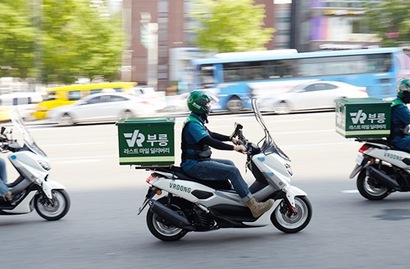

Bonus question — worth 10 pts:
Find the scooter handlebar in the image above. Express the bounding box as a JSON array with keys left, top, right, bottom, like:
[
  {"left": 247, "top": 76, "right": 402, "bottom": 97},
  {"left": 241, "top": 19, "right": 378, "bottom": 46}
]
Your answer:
[
  {"left": 231, "top": 122, "right": 261, "bottom": 156},
  {"left": 0, "top": 127, "right": 20, "bottom": 153},
  {"left": 231, "top": 123, "right": 246, "bottom": 144}
]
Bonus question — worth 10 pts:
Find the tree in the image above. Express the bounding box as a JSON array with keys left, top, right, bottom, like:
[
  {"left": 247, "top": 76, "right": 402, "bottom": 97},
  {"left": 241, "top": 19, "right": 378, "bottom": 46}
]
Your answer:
[
  {"left": 0, "top": 0, "right": 35, "bottom": 78},
  {"left": 0, "top": 0, "right": 124, "bottom": 84},
  {"left": 364, "top": 0, "right": 410, "bottom": 47},
  {"left": 192, "top": 0, "right": 275, "bottom": 53}
]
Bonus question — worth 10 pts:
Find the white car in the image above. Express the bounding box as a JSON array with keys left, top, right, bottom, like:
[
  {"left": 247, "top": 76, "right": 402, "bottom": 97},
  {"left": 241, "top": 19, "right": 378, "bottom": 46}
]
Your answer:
[
  {"left": 128, "top": 86, "right": 167, "bottom": 111},
  {"left": 47, "top": 92, "right": 156, "bottom": 125},
  {"left": 256, "top": 81, "right": 369, "bottom": 114},
  {"left": 161, "top": 93, "right": 190, "bottom": 112}
]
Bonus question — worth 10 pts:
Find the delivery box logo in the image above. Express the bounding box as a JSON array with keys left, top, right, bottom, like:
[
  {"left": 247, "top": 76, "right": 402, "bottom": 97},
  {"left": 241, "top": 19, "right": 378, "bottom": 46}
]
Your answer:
[
  {"left": 350, "top": 110, "right": 367, "bottom": 125},
  {"left": 124, "top": 130, "right": 145, "bottom": 147}
]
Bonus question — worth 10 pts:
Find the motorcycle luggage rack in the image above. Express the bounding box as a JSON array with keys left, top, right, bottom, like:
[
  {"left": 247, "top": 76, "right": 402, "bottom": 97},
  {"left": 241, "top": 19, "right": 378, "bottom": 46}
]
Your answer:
[
  {"left": 133, "top": 164, "right": 174, "bottom": 169},
  {"left": 355, "top": 138, "right": 389, "bottom": 144}
]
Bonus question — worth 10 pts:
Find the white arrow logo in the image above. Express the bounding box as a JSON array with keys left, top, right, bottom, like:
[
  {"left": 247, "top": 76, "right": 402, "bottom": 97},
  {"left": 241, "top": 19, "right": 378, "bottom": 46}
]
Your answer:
[
  {"left": 124, "top": 130, "right": 145, "bottom": 147},
  {"left": 350, "top": 110, "right": 367, "bottom": 124}
]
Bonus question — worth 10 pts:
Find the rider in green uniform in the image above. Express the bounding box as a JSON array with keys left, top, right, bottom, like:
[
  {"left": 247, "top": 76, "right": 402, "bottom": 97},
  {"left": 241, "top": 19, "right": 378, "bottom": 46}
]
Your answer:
[
  {"left": 390, "top": 78, "right": 410, "bottom": 151},
  {"left": 180, "top": 91, "right": 273, "bottom": 218}
]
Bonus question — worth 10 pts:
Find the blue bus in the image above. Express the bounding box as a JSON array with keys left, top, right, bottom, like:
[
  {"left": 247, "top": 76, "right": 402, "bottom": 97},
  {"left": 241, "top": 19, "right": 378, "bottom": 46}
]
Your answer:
[{"left": 191, "top": 47, "right": 410, "bottom": 112}]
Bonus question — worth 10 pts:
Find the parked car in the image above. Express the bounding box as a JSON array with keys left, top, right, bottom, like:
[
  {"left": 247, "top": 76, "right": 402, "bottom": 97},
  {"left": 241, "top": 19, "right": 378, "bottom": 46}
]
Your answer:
[
  {"left": 46, "top": 92, "right": 156, "bottom": 125},
  {"left": 254, "top": 81, "right": 369, "bottom": 114}
]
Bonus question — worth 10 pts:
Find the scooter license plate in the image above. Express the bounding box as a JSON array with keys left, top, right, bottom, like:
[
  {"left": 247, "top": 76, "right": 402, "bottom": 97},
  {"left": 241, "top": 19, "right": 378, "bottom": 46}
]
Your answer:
[{"left": 355, "top": 154, "right": 364, "bottom": 165}]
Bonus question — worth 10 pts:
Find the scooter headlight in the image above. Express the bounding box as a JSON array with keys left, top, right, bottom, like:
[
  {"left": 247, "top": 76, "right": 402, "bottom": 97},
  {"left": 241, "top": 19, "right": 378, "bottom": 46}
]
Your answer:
[{"left": 38, "top": 160, "right": 51, "bottom": 171}]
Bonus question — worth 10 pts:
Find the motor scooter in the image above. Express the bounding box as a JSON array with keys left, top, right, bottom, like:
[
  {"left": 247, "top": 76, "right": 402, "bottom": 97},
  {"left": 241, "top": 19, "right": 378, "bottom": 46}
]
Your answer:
[
  {"left": 0, "top": 110, "right": 70, "bottom": 220},
  {"left": 350, "top": 137, "right": 410, "bottom": 200},
  {"left": 137, "top": 98, "right": 312, "bottom": 241}
]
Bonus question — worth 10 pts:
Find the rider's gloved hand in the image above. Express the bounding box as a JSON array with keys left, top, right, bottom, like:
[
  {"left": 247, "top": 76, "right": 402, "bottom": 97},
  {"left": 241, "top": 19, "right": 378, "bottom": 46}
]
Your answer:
[{"left": 233, "top": 145, "right": 247, "bottom": 154}]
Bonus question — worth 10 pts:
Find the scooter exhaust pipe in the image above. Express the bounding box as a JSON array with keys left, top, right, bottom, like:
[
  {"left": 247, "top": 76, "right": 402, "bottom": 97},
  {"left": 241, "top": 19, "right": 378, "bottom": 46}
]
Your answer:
[
  {"left": 148, "top": 200, "right": 195, "bottom": 230},
  {"left": 366, "top": 166, "right": 400, "bottom": 190}
]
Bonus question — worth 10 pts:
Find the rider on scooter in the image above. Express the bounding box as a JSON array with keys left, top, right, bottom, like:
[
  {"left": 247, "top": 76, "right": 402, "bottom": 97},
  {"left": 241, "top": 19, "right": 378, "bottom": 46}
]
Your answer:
[
  {"left": 390, "top": 78, "right": 410, "bottom": 151},
  {"left": 180, "top": 90, "right": 273, "bottom": 218}
]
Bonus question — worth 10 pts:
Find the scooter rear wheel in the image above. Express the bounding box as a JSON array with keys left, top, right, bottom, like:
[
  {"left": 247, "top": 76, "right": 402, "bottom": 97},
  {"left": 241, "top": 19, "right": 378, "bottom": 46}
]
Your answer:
[
  {"left": 34, "top": 189, "right": 70, "bottom": 221},
  {"left": 356, "top": 166, "right": 389, "bottom": 200},
  {"left": 146, "top": 197, "right": 189, "bottom": 241}
]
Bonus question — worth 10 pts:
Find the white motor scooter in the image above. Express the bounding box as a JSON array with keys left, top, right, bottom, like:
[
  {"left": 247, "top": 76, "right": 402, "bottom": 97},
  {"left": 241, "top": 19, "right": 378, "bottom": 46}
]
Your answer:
[
  {"left": 0, "top": 110, "right": 70, "bottom": 220},
  {"left": 137, "top": 98, "right": 312, "bottom": 241},
  {"left": 350, "top": 137, "right": 410, "bottom": 200}
]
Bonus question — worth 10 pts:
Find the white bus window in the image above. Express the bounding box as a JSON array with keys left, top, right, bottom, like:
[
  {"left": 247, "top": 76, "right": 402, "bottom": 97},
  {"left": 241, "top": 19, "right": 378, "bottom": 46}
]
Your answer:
[{"left": 199, "top": 65, "right": 215, "bottom": 88}]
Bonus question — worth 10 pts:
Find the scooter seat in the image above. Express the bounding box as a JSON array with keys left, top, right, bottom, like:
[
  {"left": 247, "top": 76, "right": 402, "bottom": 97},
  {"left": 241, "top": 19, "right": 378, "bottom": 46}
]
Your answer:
[
  {"left": 389, "top": 145, "right": 410, "bottom": 154},
  {"left": 154, "top": 166, "right": 233, "bottom": 190},
  {"left": 359, "top": 138, "right": 410, "bottom": 153}
]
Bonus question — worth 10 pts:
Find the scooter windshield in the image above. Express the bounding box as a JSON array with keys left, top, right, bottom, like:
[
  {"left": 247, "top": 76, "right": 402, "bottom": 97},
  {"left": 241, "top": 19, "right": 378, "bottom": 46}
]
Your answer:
[
  {"left": 251, "top": 97, "right": 272, "bottom": 146},
  {"left": 251, "top": 98, "right": 290, "bottom": 161},
  {"left": 10, "top": 110, "right": 47, "bottom": 157}
]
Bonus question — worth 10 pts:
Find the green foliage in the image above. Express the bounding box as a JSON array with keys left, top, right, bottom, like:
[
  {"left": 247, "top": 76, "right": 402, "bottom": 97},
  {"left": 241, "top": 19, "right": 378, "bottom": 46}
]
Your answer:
[
  {"left": 192, "top": 0, "right": 275, "bottom": 53},
  {"left": 364, "top": 0, "right": 410, "bottom": 47},
  {"left": 0, "top": 0, "right": 124, "bottom": 84},
  {"left": 0, "top": 0, "right": 35, "bottom": 78}
]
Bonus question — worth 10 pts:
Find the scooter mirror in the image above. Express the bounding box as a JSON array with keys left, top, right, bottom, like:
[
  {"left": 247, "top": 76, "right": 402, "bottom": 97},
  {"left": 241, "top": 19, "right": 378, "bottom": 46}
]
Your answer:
[{"left": 235, "top": 123, "right": 243, "bottom": 130}]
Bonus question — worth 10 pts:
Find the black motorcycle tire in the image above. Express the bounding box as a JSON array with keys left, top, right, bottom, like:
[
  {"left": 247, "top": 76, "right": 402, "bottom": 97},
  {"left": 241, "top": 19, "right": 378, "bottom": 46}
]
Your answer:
[
  {"left": 34, "top": 189, "right": 71, "bottom": 221},
  {"left": 356, "top": 166, "right": 389, "bottom": 200},
  {"left": 146, "top": 197, "right": 189, "bottom": 241},
  {"left": 271, "top": 196, "right": 312, "bottom": 233}
]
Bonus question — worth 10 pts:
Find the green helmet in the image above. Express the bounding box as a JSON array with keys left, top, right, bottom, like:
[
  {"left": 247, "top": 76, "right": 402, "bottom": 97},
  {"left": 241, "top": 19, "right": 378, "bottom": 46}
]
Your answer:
[
  {"left": 397, "top": 78, "right": 410, "bottom": 98},
  {"left": 187, "top": 91, "right": 211, "bottom": 114}
]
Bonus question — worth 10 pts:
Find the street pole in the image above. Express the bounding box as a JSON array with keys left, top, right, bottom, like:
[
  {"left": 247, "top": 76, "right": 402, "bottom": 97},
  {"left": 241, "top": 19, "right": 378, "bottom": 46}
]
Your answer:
[
  {"left": 147, "top": 22, "right": 158, "bottom": 89},
  {"left": 140, "top": 12, "right": 158, "bottom": 89}
]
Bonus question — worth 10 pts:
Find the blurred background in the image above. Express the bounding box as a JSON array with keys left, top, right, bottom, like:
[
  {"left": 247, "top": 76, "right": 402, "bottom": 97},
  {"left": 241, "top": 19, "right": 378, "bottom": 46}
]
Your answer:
[{"left": 1, "top": 0, "right": 410, "bottom": 122}]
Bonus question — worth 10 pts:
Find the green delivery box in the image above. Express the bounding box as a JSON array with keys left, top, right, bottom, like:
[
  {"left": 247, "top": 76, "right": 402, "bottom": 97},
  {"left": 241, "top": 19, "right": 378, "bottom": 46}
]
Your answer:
[
  {"left": 335, "top": 98, "right": 391, "bottom": 139},
  {"left": 117, "top": 118, "right": 175, "bottom": 167}
]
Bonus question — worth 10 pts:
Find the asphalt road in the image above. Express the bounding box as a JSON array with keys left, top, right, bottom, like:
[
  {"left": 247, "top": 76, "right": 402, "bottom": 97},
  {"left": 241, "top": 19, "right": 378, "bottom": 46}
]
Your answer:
[{"left": 1, "top": 112, "right": 410, "bottom": 269}]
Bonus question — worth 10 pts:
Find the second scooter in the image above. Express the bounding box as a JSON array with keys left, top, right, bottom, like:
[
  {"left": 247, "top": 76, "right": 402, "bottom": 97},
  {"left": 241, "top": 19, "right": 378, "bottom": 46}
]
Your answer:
[{"left": 0, "top": 111, "right": 70, "bottom": 220}]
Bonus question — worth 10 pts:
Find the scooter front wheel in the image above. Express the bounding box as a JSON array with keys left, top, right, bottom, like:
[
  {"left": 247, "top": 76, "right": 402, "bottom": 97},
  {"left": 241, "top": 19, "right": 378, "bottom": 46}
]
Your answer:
[
  {"left": 271, "top": 196, "right": 312, "bottom": 233},
  {"left": 146, "top": 197, "right": 189, "bottom": 241},
  {"left": 34, "top": 189, "right": 71, "bottom": 221}
]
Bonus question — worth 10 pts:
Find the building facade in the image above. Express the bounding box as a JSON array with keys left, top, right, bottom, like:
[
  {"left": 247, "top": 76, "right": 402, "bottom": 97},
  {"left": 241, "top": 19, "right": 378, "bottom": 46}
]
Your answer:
[
  {"left": 309, "top": 0, "right": 383, "bottom": 50},
  {"left": 121, "top": 0, "right": 385, "bottom": 91},
  {"left": 122, "top": 0, "right": 275, "bottom": 91},
  {"left": 122, "top": 0, "right": 184, "bottom": 91}
]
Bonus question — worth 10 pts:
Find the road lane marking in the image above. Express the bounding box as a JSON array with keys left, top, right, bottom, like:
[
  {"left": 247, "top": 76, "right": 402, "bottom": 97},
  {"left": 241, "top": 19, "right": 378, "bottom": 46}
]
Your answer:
[
  {"left": 342, "top": 190, "right": 359, "bottom": 194},
  {"left": 45, "top": 142, "right": 105, "bottom": 147},
  {"left": 50, "top": 155, "right": 117, "bottom": 163}
]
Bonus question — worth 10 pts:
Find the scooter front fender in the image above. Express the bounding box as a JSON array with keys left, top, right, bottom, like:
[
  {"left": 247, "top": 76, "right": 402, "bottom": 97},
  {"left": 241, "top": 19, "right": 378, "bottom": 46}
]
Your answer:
[
  {"left": 285, "top": 185, "right": 307, "bottom": 208},
  {"left": 41, "top": 180, "right": 66, "bottom": 199}
]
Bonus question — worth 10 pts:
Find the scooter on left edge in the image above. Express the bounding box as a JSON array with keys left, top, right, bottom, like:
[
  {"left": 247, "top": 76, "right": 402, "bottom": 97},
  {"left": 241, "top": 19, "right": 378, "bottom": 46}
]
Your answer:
[
  {"left": 0, "top": 110, "right": 70, "bottom": 220},
  {"left": 137, "top": 98, "right": 312, "bottom": 241}
]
